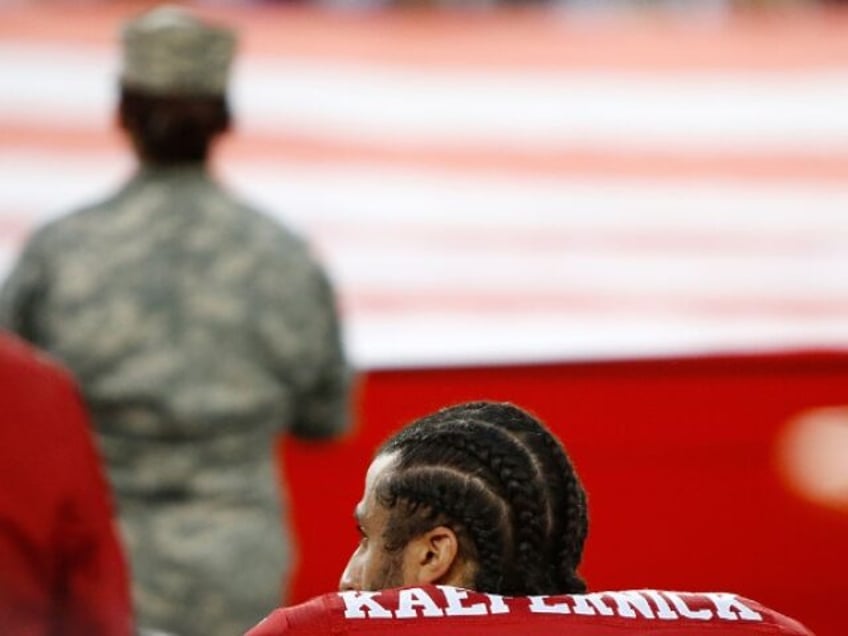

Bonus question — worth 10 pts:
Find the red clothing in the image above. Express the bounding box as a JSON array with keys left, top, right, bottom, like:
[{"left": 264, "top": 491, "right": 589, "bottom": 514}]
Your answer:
[
  {"left": 247, "top": 585, "right": 813, "bottom": 636},
  {"left": 0, "top": 333, "right": 133, "bottom": 636}
]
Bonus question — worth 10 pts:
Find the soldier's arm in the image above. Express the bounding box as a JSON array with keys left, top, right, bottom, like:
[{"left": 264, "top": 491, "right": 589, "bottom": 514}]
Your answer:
[
  {"left": 0, "top": 235, "right": 47, "bottom": 342},
  {"left": 289, "top": 264, "right": 353, "bottom": 441}
]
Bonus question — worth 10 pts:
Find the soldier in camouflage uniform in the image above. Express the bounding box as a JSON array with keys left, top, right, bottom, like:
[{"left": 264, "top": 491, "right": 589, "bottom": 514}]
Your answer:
[{"left": 0, "top": 7, "right": 351, "bottom": 636}]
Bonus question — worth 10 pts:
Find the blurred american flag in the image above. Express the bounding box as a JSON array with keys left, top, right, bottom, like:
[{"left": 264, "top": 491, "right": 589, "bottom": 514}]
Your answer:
[{"left": 2, "top": 4, "right": 848, "bottom": 369}]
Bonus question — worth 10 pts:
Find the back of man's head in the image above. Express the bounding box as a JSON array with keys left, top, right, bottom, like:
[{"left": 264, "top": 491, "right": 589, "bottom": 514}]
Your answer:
[{"left": 376, "top": 401, "right": 588, "bottom": 596}]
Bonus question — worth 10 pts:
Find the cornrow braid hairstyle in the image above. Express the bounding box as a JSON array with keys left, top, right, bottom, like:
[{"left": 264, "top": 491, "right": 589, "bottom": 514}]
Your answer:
[
  {"left": 377, "top": 416, "right": 552, "bottom": 595},
  {"left": 417, "top": 401, "right": 589, "bottom": 594}
]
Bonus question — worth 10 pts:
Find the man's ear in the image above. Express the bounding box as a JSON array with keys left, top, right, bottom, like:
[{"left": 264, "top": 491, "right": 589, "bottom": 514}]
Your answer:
[{"left": 404, "top": 525, "right": 460, "bottom": 585}]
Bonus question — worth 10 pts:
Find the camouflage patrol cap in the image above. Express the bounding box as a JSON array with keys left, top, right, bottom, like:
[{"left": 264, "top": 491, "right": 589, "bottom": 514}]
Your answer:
[{"left": 120, "top": 5, "right": 236, "bottom": 96}]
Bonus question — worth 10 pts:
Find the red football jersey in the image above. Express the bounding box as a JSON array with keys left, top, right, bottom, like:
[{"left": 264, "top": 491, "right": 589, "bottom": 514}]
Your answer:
[
  {"left": 0, "top": 333, "right": 133, "bottom": 636},
  {"left": 247, "top": 585, "right": 813, "bottom": 635}
]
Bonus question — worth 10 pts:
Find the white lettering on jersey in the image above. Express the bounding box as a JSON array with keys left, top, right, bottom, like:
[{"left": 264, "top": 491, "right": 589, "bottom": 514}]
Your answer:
[
  {"left": 395, "top": 587, "right": 445, "bottom": 619},
  {"left": 571, "top": 593, "right": 616, "bottom": 617},
  {"left": 664, "top": 592, "right": 713, "bottom": 620},
  {"left": 486, "top": 593, "right": 511, "bottom": 615},
  {"left": 339, "top": 591, "right": 393, "bottom": 619},
  {"left": 338, "top": 587, "right": 766, "bottom": 625},
  {"left": 606, "top": 591, "right": 656, "bottom": 619},
  {"left": 642, "top": 590, "right": 679, "bottom": 619},
  {"left": 528, "top": 595, "right": 571, "bottom": 614},
  {"left": 439, "top": 585, "right": 490, "bottom": 616},
  {"left": 706, "top": 593, "right": 764, "bottom": 621}
]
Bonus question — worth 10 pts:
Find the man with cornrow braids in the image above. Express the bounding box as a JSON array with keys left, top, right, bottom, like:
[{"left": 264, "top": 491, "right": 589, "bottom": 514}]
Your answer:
[
  {"left": 416, "top": 401, "right": 588, "bottom": 594},
  {"left": 247, "top": 401, "right": 813, "bottom": 636},
  {"left": 369, "top": 412, "right": 554, "bottom": 596}
]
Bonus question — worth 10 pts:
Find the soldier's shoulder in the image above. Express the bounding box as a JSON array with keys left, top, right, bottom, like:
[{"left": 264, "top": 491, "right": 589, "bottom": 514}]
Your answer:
[
  {"left": 21, "top": 199, "right": 111, "bottom": 253},
  {"left": 18, "top": 206, "right": 102, "bottom": 254},
  {"left": 235, "top": 200, "right": 314, "bottom": 255}
]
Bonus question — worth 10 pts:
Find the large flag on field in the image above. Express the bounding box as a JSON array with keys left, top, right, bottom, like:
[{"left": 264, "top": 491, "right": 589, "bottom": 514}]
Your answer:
[{"left": 2, "top": 3, "right": 848, "bottom": 368}]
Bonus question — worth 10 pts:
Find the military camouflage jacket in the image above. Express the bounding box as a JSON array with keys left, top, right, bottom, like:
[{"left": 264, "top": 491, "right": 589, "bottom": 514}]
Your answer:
[{"left": 0, "top": 164, "right": 351, "bottom": 500}]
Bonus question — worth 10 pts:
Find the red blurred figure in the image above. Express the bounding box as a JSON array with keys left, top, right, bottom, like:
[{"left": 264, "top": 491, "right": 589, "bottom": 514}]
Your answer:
[{"left": 0, "top": 331, "right": 133, "bottom": 636}]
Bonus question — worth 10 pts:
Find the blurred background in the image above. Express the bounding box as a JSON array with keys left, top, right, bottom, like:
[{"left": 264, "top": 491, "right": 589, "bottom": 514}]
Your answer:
[{"left": 2, "top": 0, "right": 847, "bottom": 634}]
